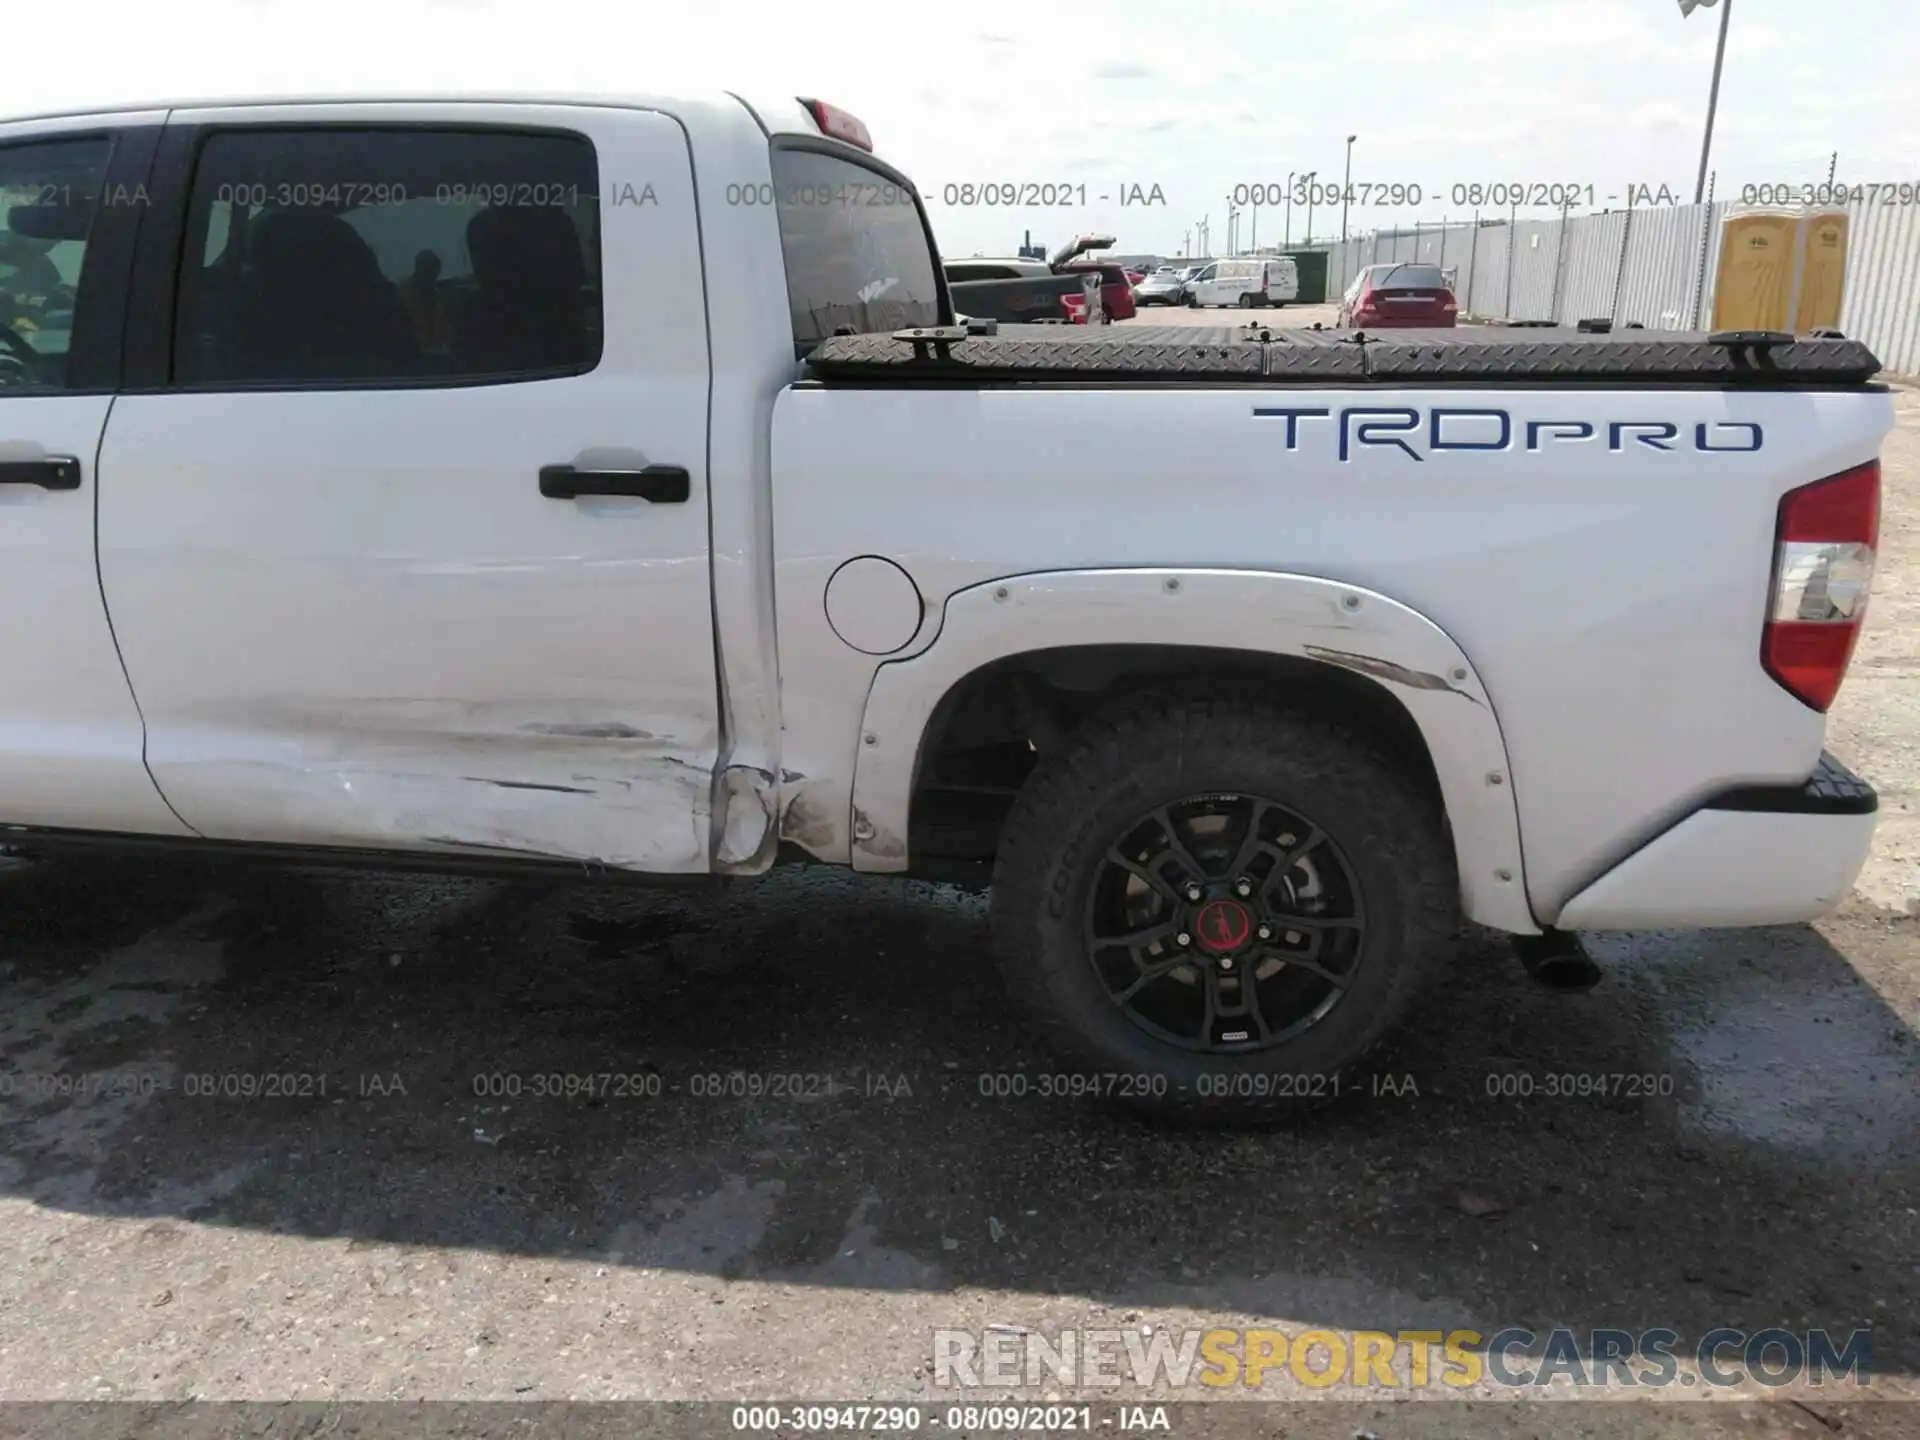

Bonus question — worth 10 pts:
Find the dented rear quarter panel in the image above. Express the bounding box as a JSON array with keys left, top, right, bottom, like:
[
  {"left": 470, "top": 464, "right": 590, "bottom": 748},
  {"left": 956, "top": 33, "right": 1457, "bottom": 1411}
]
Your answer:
[{"left": 770, "top": 383, "right": 1895, "bottom": 923}]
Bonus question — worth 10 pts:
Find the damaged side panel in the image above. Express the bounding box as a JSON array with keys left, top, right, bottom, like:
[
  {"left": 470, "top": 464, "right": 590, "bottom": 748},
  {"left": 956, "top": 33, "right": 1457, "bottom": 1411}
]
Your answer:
[
  {"left": 1300, "top": 645, "right": 1483, "bottom": 704},
  {"left": 93, "top": 102, "right": 722, "bottom": 876},
  {"left": 713, "top": 763, "right": 780, "bottom": 872},
  {"left": 146, "top": 698, "right": 721, "bottom": 873},
  {"left": 777, "top": 781, "right": 846, "bottom": 860}
]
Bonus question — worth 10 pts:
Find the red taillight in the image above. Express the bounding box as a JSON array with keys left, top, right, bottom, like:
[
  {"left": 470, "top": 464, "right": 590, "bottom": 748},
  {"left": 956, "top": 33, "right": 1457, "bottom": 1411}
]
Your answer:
[
  {"left": 798, "top": 98, "right": 873, "bottom": 151},
  {"left": 1761, "top": 460, "right": 1880, "bottom": 711}
]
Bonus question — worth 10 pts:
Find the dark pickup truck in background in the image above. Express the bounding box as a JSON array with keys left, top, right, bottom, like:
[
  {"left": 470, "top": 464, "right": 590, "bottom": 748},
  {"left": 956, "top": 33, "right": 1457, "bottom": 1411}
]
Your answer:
[{"left": 944, "top": 233, "right": 1137, "bottom": 324}]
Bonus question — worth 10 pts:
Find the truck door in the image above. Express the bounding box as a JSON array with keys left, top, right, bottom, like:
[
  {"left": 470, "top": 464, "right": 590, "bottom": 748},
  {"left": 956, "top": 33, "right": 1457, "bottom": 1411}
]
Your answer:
[
  {"left": 96, "top": 104, "right": 721, "bottom": 871},
  {"left": 0, "top": 115, "right": 187, "bottom": 836}
]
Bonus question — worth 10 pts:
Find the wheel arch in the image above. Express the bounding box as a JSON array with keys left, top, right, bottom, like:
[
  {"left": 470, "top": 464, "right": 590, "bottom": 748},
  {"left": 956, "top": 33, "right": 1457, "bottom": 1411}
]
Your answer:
[{"left": 848, "top": 568, "right": 1540, "bottom": 934}]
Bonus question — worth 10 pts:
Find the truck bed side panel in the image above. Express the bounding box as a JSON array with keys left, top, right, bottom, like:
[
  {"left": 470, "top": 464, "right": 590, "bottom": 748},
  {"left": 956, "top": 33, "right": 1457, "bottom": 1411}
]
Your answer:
[{"left": 770, "top": 384, "right": 1894, "bottom": 921}]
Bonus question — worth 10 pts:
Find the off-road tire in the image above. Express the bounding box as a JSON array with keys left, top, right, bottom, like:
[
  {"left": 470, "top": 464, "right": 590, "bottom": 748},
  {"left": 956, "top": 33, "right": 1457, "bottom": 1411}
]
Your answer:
[{"left": 990, "top": 691, "right": 1459, "bottom": 1122}]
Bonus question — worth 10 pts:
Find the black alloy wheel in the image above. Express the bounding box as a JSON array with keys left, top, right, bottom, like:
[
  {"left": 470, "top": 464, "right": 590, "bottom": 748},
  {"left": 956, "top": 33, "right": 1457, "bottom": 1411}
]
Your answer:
[{"left": 1084, "top": 793, "right": 1363, "bottom": 1053}]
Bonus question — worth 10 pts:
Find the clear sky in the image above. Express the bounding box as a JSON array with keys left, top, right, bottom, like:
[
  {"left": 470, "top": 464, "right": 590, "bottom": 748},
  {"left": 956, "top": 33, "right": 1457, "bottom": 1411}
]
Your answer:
[{"left": 8, "top": 0, "right": 1916, "bottom": 260}]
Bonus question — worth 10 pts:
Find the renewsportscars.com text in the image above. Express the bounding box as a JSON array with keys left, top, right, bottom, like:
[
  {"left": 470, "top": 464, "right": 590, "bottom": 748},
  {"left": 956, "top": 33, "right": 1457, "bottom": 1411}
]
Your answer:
[{"left": 933, "top": 1326, "right": 1871, "bottom": 1390}]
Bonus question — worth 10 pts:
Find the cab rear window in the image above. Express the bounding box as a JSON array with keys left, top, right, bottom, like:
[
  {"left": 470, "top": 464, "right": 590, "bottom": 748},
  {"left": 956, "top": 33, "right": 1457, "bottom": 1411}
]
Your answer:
[{"left": 770, "top": 148, "right": 940, "bottom": 349}]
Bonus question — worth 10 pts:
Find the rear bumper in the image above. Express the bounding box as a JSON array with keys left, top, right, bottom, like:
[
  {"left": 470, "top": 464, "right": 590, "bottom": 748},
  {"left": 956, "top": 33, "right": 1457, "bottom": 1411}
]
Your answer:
[{"left": 1554, "top": 752, "right": 1878, "bottom": 930}]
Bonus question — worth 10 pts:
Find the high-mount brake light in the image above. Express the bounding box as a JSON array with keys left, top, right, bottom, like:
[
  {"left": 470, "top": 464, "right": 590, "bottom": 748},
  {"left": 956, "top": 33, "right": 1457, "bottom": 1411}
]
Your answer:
[
  {"left": 798, "top": 99, "right": 873, "bottom": 152},
  {"left": 1761, "top": 460, "right": 1880, "bottom": 712}
]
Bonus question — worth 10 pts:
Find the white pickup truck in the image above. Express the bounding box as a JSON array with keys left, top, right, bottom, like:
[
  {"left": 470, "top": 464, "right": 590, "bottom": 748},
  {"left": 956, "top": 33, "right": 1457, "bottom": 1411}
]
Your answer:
[{"left": 0, "top": 89, "right": 1892, "bottom": 1117}]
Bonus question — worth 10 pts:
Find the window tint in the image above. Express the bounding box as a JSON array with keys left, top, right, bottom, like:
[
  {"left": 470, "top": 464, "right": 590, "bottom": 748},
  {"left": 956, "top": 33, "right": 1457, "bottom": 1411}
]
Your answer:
[
  {"left": 1371, "top": 263, "right": 1447, "bottom": 290},
  {"left": 174, "top": 128, "right": 601, "bottom": 386},
  {"left": 0, "top": 137, "right": 111, "bottom": 392},
  {"left": 770, "top": 147, "right": 939, "bottom": 348}
]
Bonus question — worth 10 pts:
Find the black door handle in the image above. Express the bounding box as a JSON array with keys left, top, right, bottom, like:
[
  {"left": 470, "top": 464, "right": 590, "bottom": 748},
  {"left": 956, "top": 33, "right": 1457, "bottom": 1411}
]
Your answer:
[
  {"left": 539, "top": 464, "right": 689, "bottom": 502},
  {"left": 0, "top": 456, "right": 81, "bottom": 490}
]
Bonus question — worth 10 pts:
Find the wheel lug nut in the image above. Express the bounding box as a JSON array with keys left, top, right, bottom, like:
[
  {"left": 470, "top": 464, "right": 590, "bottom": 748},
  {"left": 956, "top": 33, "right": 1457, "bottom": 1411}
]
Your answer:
[
  {"left": 1257, "top": 925, "right": 1272, "bottom": 940},
  {"left": 1278, "top": 833, "right": 1296, "bottom": 847},
  {"left": 1185, "top": 885, "right": 1203, "bottom": 902},
  {"left": 1176, "top": 932, "right": 1191, "bottom": 947},
  {"left": 1220, "top": 957, "right": 1234, "bottom": 971},
  {"left": 1235, "top": 879, "right": 1252, "bottom": 897}
]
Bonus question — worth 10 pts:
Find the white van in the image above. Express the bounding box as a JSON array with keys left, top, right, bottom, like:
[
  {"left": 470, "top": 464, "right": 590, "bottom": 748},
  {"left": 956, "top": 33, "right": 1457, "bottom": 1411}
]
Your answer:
[{"left": 1186, "top": 256, "right": 1299, "bottom": 309}]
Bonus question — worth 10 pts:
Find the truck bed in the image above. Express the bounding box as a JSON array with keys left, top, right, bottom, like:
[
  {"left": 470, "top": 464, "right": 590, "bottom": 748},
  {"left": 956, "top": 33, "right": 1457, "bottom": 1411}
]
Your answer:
[{"left": 805, "top": 324, "right": 1883, "bottom": 386}]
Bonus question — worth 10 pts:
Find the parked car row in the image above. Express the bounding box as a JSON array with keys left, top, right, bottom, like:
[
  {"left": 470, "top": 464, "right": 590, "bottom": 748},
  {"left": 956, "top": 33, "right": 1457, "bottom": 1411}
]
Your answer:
[
  {"left": 945, "top": 246, "right": 1462, "bottom": 328},
  {"left": 1132, "top": 257, "right": 1300, "bottom": 310}
]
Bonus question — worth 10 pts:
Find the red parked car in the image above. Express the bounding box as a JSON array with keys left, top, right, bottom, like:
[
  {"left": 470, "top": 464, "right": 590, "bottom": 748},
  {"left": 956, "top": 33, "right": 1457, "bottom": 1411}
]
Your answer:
[{"left": 1338, "top": 262, "right": 1458, "bottom": 328}]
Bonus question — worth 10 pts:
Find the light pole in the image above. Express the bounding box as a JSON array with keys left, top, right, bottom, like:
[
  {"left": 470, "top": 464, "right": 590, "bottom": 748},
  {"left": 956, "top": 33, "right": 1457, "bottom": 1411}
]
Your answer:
[
  {"left": 1681, "top": 0, "right": 1733, "bottom": 206},
  {"left": 1341, "top": 134, "right": 1357, "bottom": 243},
  {"left": 1225, "top": 199, "right": 1240, "bottom": 255},
  {"left": 1302, "top": 171, "right": 1318, "bottom": 245},
  {"left": 1284, "top": 173, "right": 1294, "bottom": 247}
]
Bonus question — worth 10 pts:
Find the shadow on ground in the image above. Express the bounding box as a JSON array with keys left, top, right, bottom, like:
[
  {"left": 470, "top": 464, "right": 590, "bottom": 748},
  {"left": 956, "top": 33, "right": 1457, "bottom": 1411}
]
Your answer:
[{"left": 0, "top": 852, "right": 1915, "bottom": 1374}]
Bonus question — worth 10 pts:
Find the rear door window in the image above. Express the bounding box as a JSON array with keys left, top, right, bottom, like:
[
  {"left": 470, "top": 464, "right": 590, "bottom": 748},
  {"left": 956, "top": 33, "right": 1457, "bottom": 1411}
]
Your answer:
[
  {"left": 0, "top": 136, "right": 111, "bottom": 390},
  {"left": 770, "top": 147, "right": 939, "bottom": 349},
  {"left": 173, "top": 127, "right": 601, "bottom": 387}
]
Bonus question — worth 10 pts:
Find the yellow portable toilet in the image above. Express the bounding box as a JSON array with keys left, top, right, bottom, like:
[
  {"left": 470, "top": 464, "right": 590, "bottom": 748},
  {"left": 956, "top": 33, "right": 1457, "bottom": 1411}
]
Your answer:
[
  {"left": 1712, "top": 209, "right": 1800, "bottom": 331},
  {"left": 1710, "top": 205, "right": 1852, "bottom": 333},
  {"left": 1794, "top": 210, "right": 1849, "bottom": 332}
]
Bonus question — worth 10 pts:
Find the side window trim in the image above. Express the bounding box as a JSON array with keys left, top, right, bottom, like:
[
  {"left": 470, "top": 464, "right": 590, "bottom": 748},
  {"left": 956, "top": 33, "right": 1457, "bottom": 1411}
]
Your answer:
[
  {"left": 0, "top": 125, "right": 155, "bottom": 395},
  {"left": 126, "top": 120, "right": 603, "bottom": 394}
]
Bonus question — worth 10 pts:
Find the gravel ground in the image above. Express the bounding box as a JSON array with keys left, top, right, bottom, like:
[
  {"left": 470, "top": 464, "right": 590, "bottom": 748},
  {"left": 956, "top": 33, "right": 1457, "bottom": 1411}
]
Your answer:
[{"left": 0, "top": 378, "right": 1912, "bottom": 1439}]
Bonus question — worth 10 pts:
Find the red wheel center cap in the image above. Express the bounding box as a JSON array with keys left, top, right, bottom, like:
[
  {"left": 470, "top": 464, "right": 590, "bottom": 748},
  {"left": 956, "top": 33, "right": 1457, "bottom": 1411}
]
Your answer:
[{"left": 1194, "top": 898, "right": 1253, "bottom": 954}]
